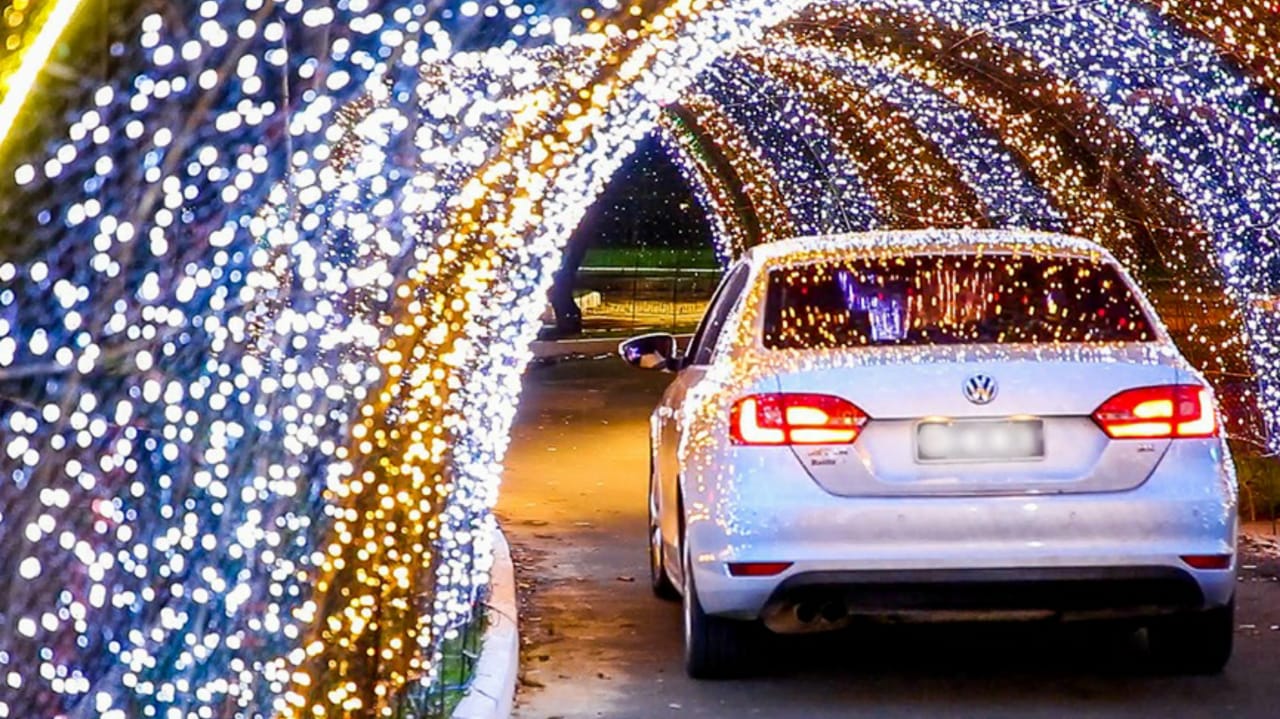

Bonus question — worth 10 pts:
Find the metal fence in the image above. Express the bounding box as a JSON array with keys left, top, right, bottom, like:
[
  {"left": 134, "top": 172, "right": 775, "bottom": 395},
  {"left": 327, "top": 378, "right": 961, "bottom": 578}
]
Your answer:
[
  {"left": 564, "top": 266, "right": 722, "bottom": 336},
  {"left": 395, "top": 606, "right": 486, "bottom": 718}
]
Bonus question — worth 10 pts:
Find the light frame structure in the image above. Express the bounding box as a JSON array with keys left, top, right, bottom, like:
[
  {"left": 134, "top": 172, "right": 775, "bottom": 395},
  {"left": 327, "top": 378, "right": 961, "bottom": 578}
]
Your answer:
[{"left": 0, "top": 1, "right": 1276, "bottom": 717}]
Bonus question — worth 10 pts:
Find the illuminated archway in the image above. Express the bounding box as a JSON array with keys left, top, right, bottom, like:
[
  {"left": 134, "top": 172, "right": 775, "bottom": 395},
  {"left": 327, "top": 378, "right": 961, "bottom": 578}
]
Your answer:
[
  {"left": 1, "top": 1, "right": 1278, "bottom": 716},
  {"left": 320, "top": 3, "right": 1280, "bottom": 712}
]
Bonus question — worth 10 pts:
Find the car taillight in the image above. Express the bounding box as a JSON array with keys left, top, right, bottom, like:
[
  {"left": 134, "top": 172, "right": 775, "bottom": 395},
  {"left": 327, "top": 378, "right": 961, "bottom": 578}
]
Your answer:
[
  {"left": 1092, "top": 385, "right": 1218, "bottom": 439},
  {"left": 727, "top": 562, "right": 794, "bottom": 577},
  {"left": 1180, "top": 554, "right": 1233, "bottom": 570},
  {"left": 730, "top": 393, "right": 868, "bottom": 446}
]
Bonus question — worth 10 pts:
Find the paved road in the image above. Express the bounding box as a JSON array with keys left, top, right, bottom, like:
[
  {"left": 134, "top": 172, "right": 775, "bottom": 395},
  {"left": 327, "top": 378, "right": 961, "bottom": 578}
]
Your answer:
[{"left": 499, "top": 358, "right": 1280, "bottom": 719}]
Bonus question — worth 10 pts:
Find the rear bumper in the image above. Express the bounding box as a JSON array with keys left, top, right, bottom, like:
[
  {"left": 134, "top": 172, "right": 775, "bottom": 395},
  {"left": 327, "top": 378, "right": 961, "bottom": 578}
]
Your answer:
[
  {"left": 761, "top": 566, "right": 1210, "bottom": 626},
  {"left": 684, "top": 440, "right": 1237, "bottom": 619}
]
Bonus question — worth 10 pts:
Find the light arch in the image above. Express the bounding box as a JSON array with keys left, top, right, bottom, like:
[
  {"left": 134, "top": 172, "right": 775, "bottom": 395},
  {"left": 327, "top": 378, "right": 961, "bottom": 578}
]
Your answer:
[
  {"left": 288, "top": 1, "right": 1280, "bottom": 712},
  {"left": 3, "top": 1, "right": 1279, "bottom": 716}
]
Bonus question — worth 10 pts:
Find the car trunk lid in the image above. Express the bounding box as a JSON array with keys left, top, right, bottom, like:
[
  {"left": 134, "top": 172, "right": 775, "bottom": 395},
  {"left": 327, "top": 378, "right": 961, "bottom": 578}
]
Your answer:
[{"left": 773, "top": 345, "right": 1184, "bottom": 496}]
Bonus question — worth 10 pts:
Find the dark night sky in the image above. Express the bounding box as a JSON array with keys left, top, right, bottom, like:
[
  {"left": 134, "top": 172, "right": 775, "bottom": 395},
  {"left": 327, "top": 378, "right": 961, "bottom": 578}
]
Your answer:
[{"left": 567, "top": 133, "right": 714, "bottom": 251}]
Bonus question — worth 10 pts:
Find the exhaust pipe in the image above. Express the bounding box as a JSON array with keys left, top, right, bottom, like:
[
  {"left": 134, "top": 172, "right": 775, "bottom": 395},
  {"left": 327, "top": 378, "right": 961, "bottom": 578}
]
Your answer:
[
  {"left": 765, "top": 600, "right": 853, "bottom": 634},
  {"left": 820, "top": 602, "right": 846, "bottom": 622},
  {"left": 795, "top": 603, "right": 819, "bottom": 624}
]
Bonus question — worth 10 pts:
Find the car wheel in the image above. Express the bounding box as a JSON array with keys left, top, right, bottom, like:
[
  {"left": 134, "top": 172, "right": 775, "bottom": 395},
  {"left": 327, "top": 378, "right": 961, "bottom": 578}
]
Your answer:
[
  {"left": 1147, "top": 598, "right": 1234, "bottom": 675},
  {"left": 682, "top": 532, "right": 759, "bottom": 679},
  {"left": 648, "top": 467, "right": 679, "bottom": 601}
]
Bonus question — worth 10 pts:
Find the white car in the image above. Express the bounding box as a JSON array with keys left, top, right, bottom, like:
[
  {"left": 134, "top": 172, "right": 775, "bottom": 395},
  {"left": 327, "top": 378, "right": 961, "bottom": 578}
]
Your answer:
[{"left": 620, "top": 230, "right": 1237, "bottom": 679}]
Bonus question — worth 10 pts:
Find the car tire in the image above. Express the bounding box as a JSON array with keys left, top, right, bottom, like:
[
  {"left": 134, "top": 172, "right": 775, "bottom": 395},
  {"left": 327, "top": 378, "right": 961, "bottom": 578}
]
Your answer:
[
  {"left": 1147, "top": 598, "right": 1234, "bottom": 675},
  {"left": 648, "top": 467, "right": 679, "bottom": 601},
  {"left": 682, "top": 535, "right": 759, "bottom": 679}
]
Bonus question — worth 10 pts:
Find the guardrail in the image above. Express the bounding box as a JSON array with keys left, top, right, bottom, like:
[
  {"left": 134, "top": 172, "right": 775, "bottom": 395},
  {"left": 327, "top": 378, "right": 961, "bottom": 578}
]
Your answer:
[{"left": 549, "top": 266, "right": 719, "bottom": 335}]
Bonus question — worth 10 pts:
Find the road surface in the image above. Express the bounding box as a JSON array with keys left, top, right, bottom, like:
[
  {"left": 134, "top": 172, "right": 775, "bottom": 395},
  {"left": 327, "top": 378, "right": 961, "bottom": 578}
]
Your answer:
[{"left": 499, "top": 358, "right": 1280, "bottom": 719}]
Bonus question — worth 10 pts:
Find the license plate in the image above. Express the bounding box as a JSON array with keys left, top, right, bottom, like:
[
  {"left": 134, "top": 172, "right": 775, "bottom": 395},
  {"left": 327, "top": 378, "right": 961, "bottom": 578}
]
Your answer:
[{"left": 915, "top": 419, "right": 1045, "bottom": 463}]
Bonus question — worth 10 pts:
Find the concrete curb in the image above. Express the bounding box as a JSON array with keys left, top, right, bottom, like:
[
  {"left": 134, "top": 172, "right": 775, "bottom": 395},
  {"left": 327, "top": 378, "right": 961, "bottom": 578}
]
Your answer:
[
  {"left": 452, "top": 528, "right": 519, "bottom": 719},
  {"left": 530, "top": 336, "right": 625, "bottom": 359}
]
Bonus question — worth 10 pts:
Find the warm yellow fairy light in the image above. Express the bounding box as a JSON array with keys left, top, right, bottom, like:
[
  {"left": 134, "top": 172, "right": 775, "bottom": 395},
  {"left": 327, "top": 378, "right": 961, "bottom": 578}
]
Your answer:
[
  {"left": 1159, "top": 0, "right": 1280, "bottom": 97},
  {"left": 3, "top": 1, "right": 1280, "bottom": 716},
  {"left": 680, "top": 90, "right": 801, "bottom": 242},
  {"left": 735, "top": 47, "right": 985, "bottom": 229},
  {"left": 656, "top": 113, "right": 754, "bottom": 257},
  {"left": 779, "top": 29, "right": 1140, "bottom": 256},
  {"left": 0, "top": 0, "right": 88, "bottom": 149}
]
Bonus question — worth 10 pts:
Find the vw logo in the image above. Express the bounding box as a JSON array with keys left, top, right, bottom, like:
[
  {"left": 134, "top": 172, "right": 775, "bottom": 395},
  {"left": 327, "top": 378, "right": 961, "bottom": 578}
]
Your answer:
[{"left": 963, "top": 374, "right": 998, "bottom": 405}]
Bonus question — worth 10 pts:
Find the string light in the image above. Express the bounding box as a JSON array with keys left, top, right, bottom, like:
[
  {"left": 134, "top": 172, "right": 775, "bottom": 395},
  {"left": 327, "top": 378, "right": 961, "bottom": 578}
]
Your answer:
[
  {"left": 725, "top": 50, "right": 982, "bottom": 229},
  {"left": 655, "top": 114, "right": 753, "bottom": 263},
  {"left": 0, "top": 1, "right": 1277, "bottom": 717},
  {"left": 678, "top": 90, "right": 802, "bottom": 244},
  {"left": 0, "top": 0, "right": 90, "bottom": 148},
  {"left": 703, "top": 60, "right": 887, "bottom": 234},
  {"left": 741, "top": 41, "right": 1063, "bottom": 230}
]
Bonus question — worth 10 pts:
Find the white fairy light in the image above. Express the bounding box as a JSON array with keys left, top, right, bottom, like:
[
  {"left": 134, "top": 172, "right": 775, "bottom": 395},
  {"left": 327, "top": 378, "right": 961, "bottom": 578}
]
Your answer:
[{"left": 0, "top": 2, "right": 1278, "bottom": 718}]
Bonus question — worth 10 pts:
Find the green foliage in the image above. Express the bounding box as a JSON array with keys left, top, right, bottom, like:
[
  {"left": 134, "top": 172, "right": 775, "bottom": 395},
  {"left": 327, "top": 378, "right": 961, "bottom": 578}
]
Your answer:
[
  {"left": 1234, "top": 442, "right": 1280, "bottom": 523},
  {"left": 393, "top": 609, "right": 487, "bottom": 718},
  {"left": 583, "top": 246, "right": 719, "bottom": 269}
]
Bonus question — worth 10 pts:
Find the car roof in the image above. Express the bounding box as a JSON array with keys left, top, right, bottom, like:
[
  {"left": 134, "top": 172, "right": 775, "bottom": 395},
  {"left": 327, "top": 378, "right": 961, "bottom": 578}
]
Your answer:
[{"left": 740, "top": 229, "right": 1114, "bottom": 267}]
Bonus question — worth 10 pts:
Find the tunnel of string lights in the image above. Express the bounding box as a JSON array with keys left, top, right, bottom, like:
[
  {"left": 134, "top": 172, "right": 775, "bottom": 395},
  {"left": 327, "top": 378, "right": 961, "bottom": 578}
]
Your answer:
[{"left": 0, "top": 0, "right": 1278, "bottom": 716}]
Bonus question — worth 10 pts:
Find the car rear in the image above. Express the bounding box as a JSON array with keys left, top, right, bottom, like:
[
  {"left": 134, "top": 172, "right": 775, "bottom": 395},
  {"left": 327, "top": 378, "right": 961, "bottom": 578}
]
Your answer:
[{"left": 681, "top": 235, "right": 1236, "bottom": 676}]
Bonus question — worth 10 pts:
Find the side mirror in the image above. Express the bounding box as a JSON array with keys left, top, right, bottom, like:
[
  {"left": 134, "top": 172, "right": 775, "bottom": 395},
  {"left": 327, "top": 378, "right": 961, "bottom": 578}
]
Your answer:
[{"left": 619, "top": 333, "right": 680, "bottom": 372}]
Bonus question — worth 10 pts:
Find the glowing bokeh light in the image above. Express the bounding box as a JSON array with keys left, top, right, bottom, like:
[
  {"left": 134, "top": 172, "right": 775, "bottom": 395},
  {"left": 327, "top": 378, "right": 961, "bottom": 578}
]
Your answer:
[
  {"left": 0, "top": 0, "right": 90, "bottom": 148},
  {"left": 0, "top": 1, "right": 1277, "bottom": 716}
]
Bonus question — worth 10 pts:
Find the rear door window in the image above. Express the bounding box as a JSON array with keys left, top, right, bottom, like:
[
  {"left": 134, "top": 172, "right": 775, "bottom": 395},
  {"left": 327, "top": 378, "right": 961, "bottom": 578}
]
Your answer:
[
  {"left": 763, "top": 254, "right": 1156, "bottom": 350},
  {"left": 687, "top": 264, "right": 751, "bottom": 365}
]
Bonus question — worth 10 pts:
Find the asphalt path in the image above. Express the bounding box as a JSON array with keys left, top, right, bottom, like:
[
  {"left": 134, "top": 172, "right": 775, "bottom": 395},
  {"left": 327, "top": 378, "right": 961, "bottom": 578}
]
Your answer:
[{"left": 499, "top": 358, "right": 1280, "bottom": 719}]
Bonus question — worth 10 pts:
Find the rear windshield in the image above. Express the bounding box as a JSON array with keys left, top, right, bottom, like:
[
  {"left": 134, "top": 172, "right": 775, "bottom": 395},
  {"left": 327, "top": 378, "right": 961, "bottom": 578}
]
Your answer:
[{"left": 763, "top": 254, "right": 1156, "bottom": 349}]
